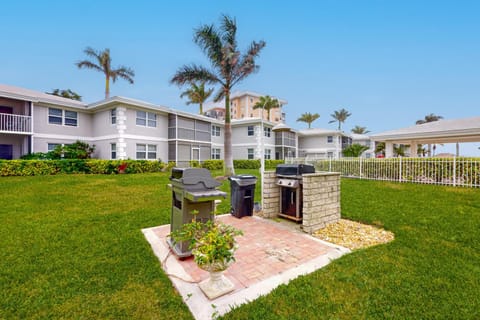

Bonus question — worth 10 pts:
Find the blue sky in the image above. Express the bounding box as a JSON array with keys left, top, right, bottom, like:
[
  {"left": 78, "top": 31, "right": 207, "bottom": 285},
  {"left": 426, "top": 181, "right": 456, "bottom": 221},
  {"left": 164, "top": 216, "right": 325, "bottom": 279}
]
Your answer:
[{"left": 2, "top": 1, "right": 479, "bottom": 155}]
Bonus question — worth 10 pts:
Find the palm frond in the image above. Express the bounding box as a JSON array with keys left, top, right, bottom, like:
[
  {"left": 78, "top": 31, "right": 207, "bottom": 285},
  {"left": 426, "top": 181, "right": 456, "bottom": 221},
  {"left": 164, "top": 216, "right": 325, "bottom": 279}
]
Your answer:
[
  {"left": 194, "top": 24, "right": 223, "bottom": 68},
  {"left": 220, "top": 14, "right": 237, "bottom": 49},
  {"left": 171, "top": 64, "right": 220, "bottom": 86},
  {"left": 76, "top": 60, "right": 103, "bottom": 72}
]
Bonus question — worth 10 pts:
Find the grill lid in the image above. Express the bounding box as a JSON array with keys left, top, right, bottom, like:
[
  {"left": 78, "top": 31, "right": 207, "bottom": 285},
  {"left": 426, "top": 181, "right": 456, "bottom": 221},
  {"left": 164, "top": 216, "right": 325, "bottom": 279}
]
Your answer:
[
  {"left": 170, "top": 167, "right": 221, "bottom": 189},
  {"left": 275, "top": 164, "right": 315, "bottom": 176}
]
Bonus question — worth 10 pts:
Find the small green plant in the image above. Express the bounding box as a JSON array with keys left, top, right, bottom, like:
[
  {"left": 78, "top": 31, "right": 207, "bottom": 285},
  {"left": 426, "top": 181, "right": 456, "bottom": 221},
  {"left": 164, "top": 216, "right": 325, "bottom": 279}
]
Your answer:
[{"left": 169, "top": 212, "right": 243, "bottom": 272}]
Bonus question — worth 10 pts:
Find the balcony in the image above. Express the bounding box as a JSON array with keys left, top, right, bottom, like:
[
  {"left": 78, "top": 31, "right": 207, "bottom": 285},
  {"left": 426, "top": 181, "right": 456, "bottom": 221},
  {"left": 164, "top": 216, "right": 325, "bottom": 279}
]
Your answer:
[{"left": 0, "top": 113, "right": 32, "bottom": 134}]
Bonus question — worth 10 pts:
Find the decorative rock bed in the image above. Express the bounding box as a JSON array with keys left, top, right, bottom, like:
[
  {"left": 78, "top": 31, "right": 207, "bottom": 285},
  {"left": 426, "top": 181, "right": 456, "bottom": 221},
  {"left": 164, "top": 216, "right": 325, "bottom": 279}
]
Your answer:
[{"left": 314, "top": 219, "right": 395, "bottom": 250}]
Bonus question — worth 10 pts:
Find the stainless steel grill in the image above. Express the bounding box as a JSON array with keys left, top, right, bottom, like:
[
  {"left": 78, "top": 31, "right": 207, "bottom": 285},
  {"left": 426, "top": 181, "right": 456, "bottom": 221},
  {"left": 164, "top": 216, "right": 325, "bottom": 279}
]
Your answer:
[
  {"left": 167, "top": 167, "right": 227, "bottom": 258},
  {"left": 275, "top": 164, "right": 315, "bottom": 222}
]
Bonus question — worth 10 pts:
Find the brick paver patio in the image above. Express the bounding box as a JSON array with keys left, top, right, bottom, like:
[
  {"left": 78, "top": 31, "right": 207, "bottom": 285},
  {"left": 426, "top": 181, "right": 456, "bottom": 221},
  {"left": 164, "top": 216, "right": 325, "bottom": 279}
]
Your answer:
[{"left": 143, "top": 214, "right": 349, "bottom": 320}]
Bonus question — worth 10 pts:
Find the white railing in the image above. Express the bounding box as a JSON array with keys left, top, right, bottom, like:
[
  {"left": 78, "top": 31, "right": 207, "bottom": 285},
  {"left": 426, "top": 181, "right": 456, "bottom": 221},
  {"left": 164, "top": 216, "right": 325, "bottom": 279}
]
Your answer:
[
  {"left": 286, "top": 157, "right": 480, "bottom": 188},
  {"left": 0, "top": 113, "right": 32, "bottom": 133}
]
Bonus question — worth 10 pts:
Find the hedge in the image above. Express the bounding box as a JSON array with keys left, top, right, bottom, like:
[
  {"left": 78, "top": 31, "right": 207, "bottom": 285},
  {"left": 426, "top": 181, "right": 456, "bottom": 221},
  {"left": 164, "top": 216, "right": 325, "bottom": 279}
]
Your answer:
[{"left": 0, "top": 160, "right": 167, "bottom": 176}]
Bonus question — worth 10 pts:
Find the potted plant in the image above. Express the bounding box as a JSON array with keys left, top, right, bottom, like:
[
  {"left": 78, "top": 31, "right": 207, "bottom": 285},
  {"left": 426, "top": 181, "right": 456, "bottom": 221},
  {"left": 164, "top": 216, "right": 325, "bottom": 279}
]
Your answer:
[{"left": 169, "top": 212, "right": 243, "bottom": 299}]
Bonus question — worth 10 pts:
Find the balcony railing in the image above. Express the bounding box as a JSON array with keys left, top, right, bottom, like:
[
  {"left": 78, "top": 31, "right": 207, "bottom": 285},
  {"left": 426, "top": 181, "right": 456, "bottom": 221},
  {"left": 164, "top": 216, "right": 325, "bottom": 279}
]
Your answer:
[{"left": 0, "top": 113, "right": 32, "bottom": 133}]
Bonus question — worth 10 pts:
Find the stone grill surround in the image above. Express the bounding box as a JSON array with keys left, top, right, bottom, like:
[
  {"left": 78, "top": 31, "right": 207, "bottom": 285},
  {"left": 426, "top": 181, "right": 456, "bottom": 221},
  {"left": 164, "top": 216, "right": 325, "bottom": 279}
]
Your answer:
[{"left": 261, "top": 171, "right": 341, "bottom": 233}]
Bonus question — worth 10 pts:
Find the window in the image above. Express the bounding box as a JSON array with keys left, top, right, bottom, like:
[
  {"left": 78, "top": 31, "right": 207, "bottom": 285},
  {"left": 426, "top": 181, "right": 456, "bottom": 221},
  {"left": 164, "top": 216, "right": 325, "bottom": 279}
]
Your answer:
[
  {"left": 148, "top": 112, "right": 157, "bottom": 127},
  {"left": 247, "top": 125, "right": 254, "bottom": 136},
  {"left": 64, "top": 110, "right": 78, "bottom": 126},
  {"left": 211, "top": 125, "right": 221, "bottom": 136},
  {"left": 136, "top": 111, "right": 157, "bottom": 127},
  {"left": 247, "top": 148, "right": 254, "bottom": 160},
  {"left": 48, "top": 143, "right": 60, "bottom": 152},
  {"left": 327, "top": 136, "right": 333, "bottom": 143},
  {"left": 264, "top": 127, "right": 271, "bottom": 137},
  {"left": 327, "top": 152, "right": 334, "bottom": 158},
  {"left": 111, "top": 109, "right": 116, "bottom": 125},
  {"left": 111, "top": 143, "right": 117, "bottom": 159},
  {"left": 265, "top": 149, "right": 271, "bottom": 160},
  {"left": 136, "top": 144, "right": 157, "bottom": 160},
  {"left": 48, "top": 108, "right": 62, "bottom": 125},
  {"left": 211, "top": 148, "right": 221, "bottom": 159},
  {"left": 136, "top": 144, "right": 146, "bottom": 159},
  {"left": 48, "top": 108, "right": 78, "bottom": 126}
]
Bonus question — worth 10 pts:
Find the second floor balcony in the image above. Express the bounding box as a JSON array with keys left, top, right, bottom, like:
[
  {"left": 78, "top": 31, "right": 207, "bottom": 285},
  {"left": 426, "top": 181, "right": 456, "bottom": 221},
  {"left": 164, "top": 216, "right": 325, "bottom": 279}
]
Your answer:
[{"left": 0, "top": 113, "right": 32, "bottom": 134}]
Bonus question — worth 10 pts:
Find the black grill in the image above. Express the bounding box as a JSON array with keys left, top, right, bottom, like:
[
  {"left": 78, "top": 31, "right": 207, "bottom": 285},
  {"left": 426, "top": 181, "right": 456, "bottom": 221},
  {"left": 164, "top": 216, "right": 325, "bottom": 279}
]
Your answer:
[{"left": 275, "top": 164, "right": 315, "bottom": 222}]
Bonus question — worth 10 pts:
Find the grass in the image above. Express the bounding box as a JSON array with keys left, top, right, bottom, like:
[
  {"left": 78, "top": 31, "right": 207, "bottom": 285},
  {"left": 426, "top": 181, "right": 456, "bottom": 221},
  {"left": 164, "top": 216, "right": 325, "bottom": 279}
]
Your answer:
[{"left": 1, "top": 173, "right": 479, "bottom": 319}]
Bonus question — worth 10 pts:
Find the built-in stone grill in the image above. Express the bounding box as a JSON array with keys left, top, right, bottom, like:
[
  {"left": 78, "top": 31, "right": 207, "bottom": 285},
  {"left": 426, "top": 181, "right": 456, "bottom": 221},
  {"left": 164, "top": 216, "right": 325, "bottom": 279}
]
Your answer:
[
  {"left": 275, "top": 164, "right": 315, "bottom": 222},
  {"left": 167, "top": 167, "right": 226, "bottom": 258}
]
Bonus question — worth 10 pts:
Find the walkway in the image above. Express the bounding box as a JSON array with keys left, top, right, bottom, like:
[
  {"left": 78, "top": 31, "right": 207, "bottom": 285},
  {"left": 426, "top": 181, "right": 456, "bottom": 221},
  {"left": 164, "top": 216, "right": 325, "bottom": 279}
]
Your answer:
[{"left": 142, "top": 215, "right": 349, "bottom": 320}]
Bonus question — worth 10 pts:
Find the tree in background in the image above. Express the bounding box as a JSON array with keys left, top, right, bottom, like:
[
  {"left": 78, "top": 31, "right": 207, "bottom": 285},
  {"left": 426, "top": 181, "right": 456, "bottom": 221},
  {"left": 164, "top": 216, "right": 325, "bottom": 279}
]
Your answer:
[
  {"left": 76, "top": 47, "right": 135, "bottom": 99},
  {"left": 394, "top": 144, "right": 406, "bottom": 157},
  {"left": 296, "top": 112, "right": 320, "bottom": 129},
  {"left": 171, "top": 14, "right": 266, "bottom": 176},
  {"left": 253, "top": 95, "right": 280, "bottom": 121},
  {"left": 329, "top": 108, "right": 351, "bottom": 131},
  {"left": 180, "top": 82, "right": 214, "bottom": 114},
  {"left": 351, "top": 125, "right": 370, "bottom": 134},
  {"left": 50, "top": 141, "right": 95, "bottom": 159},
  {"left": 375, "top": 142, "right": 385, "bottom": 157},
  {"left": 342, "top": 143, "right": 369, "bottom": 157},
  {"left": 415, "top": 113, "right": 444, "bottom": 125},
  {"left": 415, "top": 113, "right": 444, "bottom": 156},
  {"left": 47, "top": 89, "right": 82, "bottom": 101}
]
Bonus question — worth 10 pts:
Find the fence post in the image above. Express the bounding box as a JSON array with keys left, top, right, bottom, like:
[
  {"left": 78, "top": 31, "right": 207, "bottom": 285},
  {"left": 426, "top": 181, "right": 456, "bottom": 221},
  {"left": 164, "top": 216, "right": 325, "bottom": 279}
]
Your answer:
[
  {"left": 399, "top": 157, "right": 402, "bottom": 183},
  {"left": 329, "top": 157, "right": 332, "bottom": 172},
  {"left": 453, "top": 156, "right": 456, "bottom": 187},
  {"left": 359, "top": 157, "right": 363, "bottom": 179}
]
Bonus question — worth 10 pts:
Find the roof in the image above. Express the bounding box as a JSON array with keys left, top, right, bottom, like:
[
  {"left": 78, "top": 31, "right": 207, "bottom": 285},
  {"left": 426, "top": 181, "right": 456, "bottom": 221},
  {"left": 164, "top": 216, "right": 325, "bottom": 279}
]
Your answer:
[
  {"left": 87, "top": 96, "right": 170, "bottom": 113},
  {"left": 371, "top": 116, "right": 480, "bottom": 143},
  {"left": 0, "top": 83, "right": 87, "bottom": 108},
  {"left": 351, "top": 133, "right": 371, "bottom": 140},
  {"left": 297, "top": 128, "right": 344, "bottom": 137}
]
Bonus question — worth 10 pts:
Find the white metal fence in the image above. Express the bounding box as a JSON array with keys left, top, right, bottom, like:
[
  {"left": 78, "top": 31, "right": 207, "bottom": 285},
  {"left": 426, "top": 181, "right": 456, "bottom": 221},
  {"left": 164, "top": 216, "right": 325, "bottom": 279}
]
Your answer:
[
  {"left": 0, "top": 113, "right": 32, "bottom": 133},
  {"left": 286, "top": 157, "right": 480, "bottom": 188}
]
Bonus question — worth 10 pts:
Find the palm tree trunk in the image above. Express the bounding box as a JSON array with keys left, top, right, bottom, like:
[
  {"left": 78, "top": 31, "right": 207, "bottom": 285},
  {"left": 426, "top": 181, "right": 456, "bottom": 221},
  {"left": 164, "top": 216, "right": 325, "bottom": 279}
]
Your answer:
[
  {"left": 199, "top": 102, "right": 203, "bottom": 115},
  {"left": 105, "top": 75, "right": 110, "bottom": 99},
  {"left": 224, "top": 89, "right": 234, "bottom": 176}
]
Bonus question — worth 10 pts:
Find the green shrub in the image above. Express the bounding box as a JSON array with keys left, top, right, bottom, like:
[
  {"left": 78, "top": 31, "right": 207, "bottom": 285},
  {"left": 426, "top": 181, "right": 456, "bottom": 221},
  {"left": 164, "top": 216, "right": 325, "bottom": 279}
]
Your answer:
[
  {"left": 234, "top": 159, "right": 261, "bottom": 169},
  {"left": 265, "top": 159, "right": 284, "bottom": 169},
  {"left": 189, "top": 160, "right": 200, "bottom": 168},
  {"left": 0, "top": 160, "right": 166, "bottom": 176},
  {"left": 201, "top": 160, "right": 224, "bottom": 170}
]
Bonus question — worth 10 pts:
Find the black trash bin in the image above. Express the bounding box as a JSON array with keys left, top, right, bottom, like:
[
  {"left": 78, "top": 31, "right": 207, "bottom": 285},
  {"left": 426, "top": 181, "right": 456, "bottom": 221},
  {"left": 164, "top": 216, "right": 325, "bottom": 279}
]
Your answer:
[{"left": 229, "top": 175, "right": 257, "bottom": 218}]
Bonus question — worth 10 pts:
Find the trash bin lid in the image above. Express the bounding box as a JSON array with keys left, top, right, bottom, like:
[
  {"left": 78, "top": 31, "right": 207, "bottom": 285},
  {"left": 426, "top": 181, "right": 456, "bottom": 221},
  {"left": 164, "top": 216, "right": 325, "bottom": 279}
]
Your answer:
[{"left": 229, "top": 175, "right": 257, "bottom": 186}]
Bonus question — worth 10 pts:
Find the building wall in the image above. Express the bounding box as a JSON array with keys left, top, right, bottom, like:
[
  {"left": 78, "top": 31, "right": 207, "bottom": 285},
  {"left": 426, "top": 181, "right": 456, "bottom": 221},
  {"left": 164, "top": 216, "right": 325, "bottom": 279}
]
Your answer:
[
  {"left": 0, "top": 135, "right": 29, "bottom": 158},
  {"left": 0, "top": 98, "right": 30, "bottom": 115},
  {"left": 123, "top": 108, "right": 168, "bottom": 138},
  {"left": 230, "top": 95, "right": 283, "bottom": 123},
  {"left": 33, "top": 104, "right": 93, "bottom": 137},
  {"left": 91, "top": 108, "right": 117, "bottom": 137}
]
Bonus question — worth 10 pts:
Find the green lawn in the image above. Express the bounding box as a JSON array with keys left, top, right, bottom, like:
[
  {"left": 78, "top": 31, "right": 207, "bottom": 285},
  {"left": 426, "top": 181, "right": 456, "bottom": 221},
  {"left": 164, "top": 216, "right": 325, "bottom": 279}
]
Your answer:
[{"left": 1, "top": 173, "right": 479, "bottom": 319}]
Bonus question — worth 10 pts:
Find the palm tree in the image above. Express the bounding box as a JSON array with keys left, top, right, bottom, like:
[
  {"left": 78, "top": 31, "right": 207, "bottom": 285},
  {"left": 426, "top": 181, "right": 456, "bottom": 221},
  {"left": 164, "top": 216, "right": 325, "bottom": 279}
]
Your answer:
[
  {"left": 296, "top": 112, "right": 320, "bottom": 129},
  {"left": 180, "top": 82, "right": 214, "bottom": 114},
  {"left": 76, "top": 47, "right": 135, "bottom": 99},
  {"left": 252, "top": 96, "right": 280, "bottom": 121},
  {"left": 342, "top": 143, "right": 369, "bottom": 157},
  {"left": 47, "top": 89, "right": 82, "bottom": 101},
  {"left": 415, "top": 113, "right": 443, "bottom": 156},
  {"left": 351, "top": 125, "right": 370, "bottom": 134},
  {"left": 329, "top": 108, "right": 351, "bottom": 131},
  {"left": 171, "top": 14, "right": 266, "bottom": 176}
]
